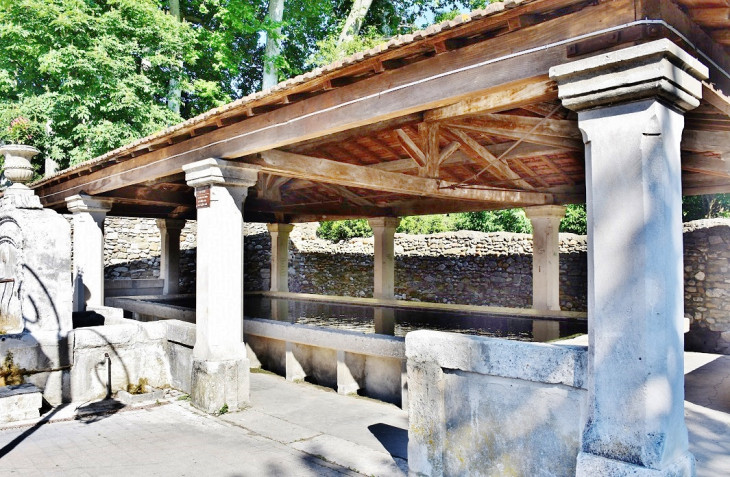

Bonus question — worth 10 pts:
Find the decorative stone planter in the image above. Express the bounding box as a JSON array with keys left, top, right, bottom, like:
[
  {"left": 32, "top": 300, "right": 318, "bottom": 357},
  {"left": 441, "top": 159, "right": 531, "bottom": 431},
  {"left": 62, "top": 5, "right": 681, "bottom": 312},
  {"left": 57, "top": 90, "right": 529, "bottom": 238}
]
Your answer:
[{"left": 0, "top": 144, "right": 39, "bottom": 188}]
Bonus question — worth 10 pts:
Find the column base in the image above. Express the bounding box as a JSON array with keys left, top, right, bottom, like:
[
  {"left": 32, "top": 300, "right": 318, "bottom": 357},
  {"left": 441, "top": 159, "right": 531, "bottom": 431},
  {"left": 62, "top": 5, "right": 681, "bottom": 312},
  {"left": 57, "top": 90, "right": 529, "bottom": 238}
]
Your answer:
[
  {"left": 191, "top": 358, "right": 250, "bottom": 414},
  {"left": 576, "top": 452, "right": 695, "bottom": 477}
]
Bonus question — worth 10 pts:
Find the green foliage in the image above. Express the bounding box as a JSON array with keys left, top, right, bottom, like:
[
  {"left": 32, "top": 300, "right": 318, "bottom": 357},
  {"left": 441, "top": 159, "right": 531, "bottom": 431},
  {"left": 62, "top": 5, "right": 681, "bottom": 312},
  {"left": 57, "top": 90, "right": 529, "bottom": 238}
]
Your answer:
[
  {"left": 218, "top": 403, "right": 229, "bottom": 415},
  {"left": 0, "top": 0, "right": 196, "bottom": 167},
  {"left": 560, "top": 204, "right": 587, "bottom": 234},
  {"left": 397, "top": 215, "right": 454, "bottom": 234},
  {"left": 452, "top": 209, "right": 532, "bottom": 234},
  {"left": 682, "top": 194, "right": 730, "bottom": 222},
  {"left": 317, "top": 219, "right": 373, "bottom": 241},
  {"left": 308, "top": 26, "right": 386, "bottom": 68}
]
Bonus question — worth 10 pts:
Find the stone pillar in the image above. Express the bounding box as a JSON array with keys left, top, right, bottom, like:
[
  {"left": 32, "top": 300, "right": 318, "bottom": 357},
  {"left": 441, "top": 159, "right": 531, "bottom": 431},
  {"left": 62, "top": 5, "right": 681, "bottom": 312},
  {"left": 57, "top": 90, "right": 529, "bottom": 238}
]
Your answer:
[
  {"left": 266, "top": 223, "right": 293, "bottom": 292},
  {"left": 183, "top": 158, "right": 258, "bottom": 414},
  {"left": 368, "top": 217, "right": 400, "bottom": 299},
  {"left": 525, "top": 205, "right": 565, "bottom": 311},
  {"left": 66, "top": 194, "right": 113, "bottom": 312},
  {"left": 550, "top": 40, "right": 708, "bottom": 476},
  {"left": 368, "top": 217, "right": 400, "bottom": 335},
  {"left": 156, "top": 219, "right": 185, "bottom": 295}
]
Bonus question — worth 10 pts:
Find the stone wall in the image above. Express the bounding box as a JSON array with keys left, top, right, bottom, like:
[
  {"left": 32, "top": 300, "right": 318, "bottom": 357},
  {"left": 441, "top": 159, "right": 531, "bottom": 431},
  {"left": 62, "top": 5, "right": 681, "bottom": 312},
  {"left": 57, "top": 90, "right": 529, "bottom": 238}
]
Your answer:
[
  {"left": 244, "top": 224, "right": 588, "bottom": 310},
  {"left": 683, "top": 219, "right": 730, "bottom": 354},
  {"left": 103, "top": 217, "right": 197, "bottom": 294}
]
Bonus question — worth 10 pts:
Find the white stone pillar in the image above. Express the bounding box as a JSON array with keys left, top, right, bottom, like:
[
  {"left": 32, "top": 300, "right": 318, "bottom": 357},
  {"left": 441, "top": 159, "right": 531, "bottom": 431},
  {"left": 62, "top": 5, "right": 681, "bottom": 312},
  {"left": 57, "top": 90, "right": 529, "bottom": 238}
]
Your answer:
[
  {"left": 66, "top": 194, "right": 113, "bottom": 312},
  {"left": 266, "top": 223, "right": 293, "bottom": 292},
  {"left": 156, "top": 219, "right": 185, "bottom": 295},
  {"left": 183, "top": 158, "right": 258, "bottom": 414},
  {"left": 368, "top": 217, "right": 400, "bottom": 300},
  {"left": 551, "top": 40, "right": 708, "bottom": 476},
  {"left": 525, "top": 205, "right": 565, "bottom": 311}
]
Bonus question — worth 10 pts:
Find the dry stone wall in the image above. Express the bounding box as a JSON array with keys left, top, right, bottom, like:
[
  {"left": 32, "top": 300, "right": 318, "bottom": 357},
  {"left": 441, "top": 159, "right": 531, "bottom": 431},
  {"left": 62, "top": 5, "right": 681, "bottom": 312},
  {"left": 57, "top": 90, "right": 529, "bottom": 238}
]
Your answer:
[
  {"left": 103, "top": 217, "right": 197, "bottom": 294},
  {"left": 101, "top": 218, "right": 730, "bottom": 354},
  {"left": 244, "top": 224, "right": 588, "bottom": 310},
  {"left": 683, "top": 219, "right": 730, "bottom": 354}
]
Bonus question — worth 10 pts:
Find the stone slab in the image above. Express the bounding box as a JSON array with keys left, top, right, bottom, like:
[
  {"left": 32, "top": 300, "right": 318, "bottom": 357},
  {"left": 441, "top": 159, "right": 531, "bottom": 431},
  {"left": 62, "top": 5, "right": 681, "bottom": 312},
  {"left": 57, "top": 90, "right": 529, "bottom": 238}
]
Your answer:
[
  {"left": 0, "top": 383, "right": 42, "bottom": 423},
  {"left": 406, "top": 329, "right": 587, "bottom": 389}
]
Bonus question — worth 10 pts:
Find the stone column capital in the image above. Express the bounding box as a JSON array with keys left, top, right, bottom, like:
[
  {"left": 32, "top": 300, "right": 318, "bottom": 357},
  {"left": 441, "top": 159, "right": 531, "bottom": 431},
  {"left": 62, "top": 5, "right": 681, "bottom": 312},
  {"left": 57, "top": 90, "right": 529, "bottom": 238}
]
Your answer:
[
  {"left": 156, "top": 218, "right": 186, "bottom": 232},
  {"left": 267, "top": 223, "right": 294, "bottom": 234},
  {"left": 65, "top": 194, "right": 113, "bottom": 214},
  {"left": 524, "top": 205, "right": 566, "bottom": 221},
  {"left": 368, "top": 217, "right": 401, "bottom": 230},
  {"left": 549, "top": 39, "right": 709, "bottom": 112},
  {"left": 183, "top": 158, "right": 259, "bottom": 189}
]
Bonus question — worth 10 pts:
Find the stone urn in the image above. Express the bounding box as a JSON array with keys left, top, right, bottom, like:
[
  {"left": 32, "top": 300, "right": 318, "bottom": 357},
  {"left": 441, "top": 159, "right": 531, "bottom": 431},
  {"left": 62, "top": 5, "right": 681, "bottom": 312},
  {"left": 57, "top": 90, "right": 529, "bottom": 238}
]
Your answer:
[{"left": 0, "top": 144, "right": 39, "bottom": 189}]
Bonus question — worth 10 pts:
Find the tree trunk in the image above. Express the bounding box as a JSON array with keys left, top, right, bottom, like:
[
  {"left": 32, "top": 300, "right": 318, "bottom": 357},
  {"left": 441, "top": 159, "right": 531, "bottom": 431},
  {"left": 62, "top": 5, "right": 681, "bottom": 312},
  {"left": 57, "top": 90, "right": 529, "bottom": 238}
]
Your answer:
[
  {"left": 338, "top": 0, "right": 374, "bottom": 44},
  {"left": 168, "top": 0, "right": 183, "bottom": 115},
  {"left": 262, "top": 0, "right": 285, "bottom": 90}
]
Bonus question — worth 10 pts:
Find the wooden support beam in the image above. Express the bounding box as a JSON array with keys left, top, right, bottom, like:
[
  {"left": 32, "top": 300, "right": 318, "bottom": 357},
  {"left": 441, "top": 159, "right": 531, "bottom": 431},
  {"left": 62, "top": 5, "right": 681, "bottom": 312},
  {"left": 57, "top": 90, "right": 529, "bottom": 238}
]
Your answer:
[
  {"left": 454, "top": 114, "right": 580, "bottom": 139},
  {"left": 247, "top": 150, "right": 552, "bottom": 206},
  {"left": 446, "top": 122, "right": 583, "bottom": 150},
  {"left": 368, "top": 142, "right": 568, "bottom": 173},
  {"left": 419, "top": 122, "right": 441, "bottom": 178},
  {"left": 702, "top": 83, "right": 730, "bottom": 117},
  {"left": 447, "top": 128, "right": 535, "bottom": 190},
  {"left": 394, "top": 129, "right": 426, "bottom": 167},
  {"left": 318, "top": 183, "right": 376, "bottom": 207},
  {"left": 682, "top": 154, "right": 730, "bottom": 178},
  {"left": 98, "top": 185, "right": 193, "bottom": 209},
  {"left": 246, "top": 197, "right": 386, "bottom": 217},
  {"left": 424, "top": 77, "right": 558, "bottom": 122},
  {"left": 682, "top": 130, "right": 730, "bottom": 153}
]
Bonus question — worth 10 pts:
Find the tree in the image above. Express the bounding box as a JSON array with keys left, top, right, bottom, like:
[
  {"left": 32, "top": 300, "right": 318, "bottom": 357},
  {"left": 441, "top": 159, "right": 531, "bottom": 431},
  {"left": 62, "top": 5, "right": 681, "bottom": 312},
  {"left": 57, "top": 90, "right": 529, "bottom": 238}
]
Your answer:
[
  {"left": 0, "top": 0, "right": 197, "bottom": 167},
  {"left": 338, "top": 0, "right": 374, "bottom": 44},
  {"left": 262, "top": 0, "right": 286, "bottom": 89}
]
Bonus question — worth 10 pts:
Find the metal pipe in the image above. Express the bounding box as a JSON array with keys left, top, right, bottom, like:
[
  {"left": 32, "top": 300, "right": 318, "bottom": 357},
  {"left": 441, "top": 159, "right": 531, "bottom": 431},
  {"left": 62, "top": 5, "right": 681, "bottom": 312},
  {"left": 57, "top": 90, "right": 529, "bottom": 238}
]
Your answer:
[{"left": 104, "top": 353, "right": 111, "bottom": 399}]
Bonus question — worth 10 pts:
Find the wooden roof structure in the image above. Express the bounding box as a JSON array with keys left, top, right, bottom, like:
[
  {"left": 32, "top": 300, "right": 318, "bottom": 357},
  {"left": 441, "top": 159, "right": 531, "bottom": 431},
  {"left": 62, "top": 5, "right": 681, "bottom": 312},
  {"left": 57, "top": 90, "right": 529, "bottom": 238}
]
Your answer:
[{"left": 31, "top": 0, "right": 730, "bottom": 223}]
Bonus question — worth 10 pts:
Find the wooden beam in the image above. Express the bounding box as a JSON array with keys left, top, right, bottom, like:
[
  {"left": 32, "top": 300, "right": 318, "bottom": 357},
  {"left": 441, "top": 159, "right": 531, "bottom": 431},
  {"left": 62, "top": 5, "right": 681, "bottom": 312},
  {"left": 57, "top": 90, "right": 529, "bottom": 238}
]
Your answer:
[
  {"left": 247, "top": 150, "right": 552, "bottom": 206},
  {"left": 394, "top": 129, "right": 426, "bottom": 167},
  {"left": 682, "top": 130, "right": 730, "bottom": 153},
  {"left": 246, "top": 197, "right": 386, "bottom": 217},
  {"left": 419, "top": 122, "right": 441, "bottom": 178},
  {"left": 424, "top": 77, "right": 558, "bottom": 122},
  {"left": 98, "top": 185, "right": 193, "bottom": 208},
  {"left": 36, "top": 0, "right": 632, "bottom": 206},
  {"left": 447, "top": 128, "right": 535, "bottom": 189},
  {"left": 318, "top": 183, "right": 376, "bottom": 207},
  {"left": 368, "top": 142, "right": 568, "bottom": 173},
  {"left": 702, "top": 83, "right": 730, "bottom": 117},
  {"left": 682, "top": 154, "right": 730, "bottom": 178},
  {"left": 447, "top": 122, "right": 583, "bottom": 150},
  {"left": 454, "top": 114, "right": 580, "bottom": 139}
]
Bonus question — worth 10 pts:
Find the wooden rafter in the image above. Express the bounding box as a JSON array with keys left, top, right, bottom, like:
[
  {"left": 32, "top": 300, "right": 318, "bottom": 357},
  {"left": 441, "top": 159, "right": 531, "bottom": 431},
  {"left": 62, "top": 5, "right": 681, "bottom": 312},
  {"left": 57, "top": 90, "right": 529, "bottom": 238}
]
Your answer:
[{"left": 447, "top": 121, "right": 583, "bottom": 150}]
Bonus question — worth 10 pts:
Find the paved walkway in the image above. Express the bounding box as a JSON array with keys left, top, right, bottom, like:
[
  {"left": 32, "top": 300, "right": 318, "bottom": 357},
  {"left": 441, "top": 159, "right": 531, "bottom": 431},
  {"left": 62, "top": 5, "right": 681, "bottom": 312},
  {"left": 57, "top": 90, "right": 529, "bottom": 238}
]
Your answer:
[{"left": 0, "top": 353, "right": 727, "bottom": 477}]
